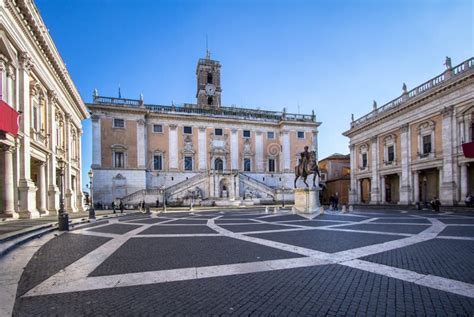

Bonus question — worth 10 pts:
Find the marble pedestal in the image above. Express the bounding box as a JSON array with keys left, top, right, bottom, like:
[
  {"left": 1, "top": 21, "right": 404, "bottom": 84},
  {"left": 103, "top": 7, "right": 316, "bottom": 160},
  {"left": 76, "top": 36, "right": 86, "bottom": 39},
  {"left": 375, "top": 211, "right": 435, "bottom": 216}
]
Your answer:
[{"left": 292, "top": 188, "right": 321, "bottom": 215}]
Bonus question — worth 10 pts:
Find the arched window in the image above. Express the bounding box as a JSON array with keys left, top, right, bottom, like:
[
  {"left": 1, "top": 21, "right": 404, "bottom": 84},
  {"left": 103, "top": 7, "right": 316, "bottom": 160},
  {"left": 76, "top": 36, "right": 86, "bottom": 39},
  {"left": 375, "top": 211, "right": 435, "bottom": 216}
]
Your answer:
[
  {"left": 214, "top": 158, "right": 223, "bottom": 171},
  {"left": 207, "top": 96, "right": 213, "bottom": 106},
  {"left": 207, "top": 73, "right": 213, "bottom": 84}
]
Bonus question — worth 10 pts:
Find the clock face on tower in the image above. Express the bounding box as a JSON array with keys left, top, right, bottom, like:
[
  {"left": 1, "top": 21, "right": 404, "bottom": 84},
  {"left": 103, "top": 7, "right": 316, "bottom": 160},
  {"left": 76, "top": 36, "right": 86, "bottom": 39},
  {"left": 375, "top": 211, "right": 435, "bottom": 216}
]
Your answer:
[{"left": 205, "top": 84, "right": 216, "bottom": 96}]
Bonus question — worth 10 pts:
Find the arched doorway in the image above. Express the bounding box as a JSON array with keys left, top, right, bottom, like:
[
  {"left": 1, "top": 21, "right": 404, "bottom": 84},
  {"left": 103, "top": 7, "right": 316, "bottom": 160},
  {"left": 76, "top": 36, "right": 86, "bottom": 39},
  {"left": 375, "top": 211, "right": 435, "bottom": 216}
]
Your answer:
[
  {"left": 219, "top": 178, "right": 230, "bottom": 198},
  {"left": 214, "top": 158, "right": 224, "bottom": 171}
]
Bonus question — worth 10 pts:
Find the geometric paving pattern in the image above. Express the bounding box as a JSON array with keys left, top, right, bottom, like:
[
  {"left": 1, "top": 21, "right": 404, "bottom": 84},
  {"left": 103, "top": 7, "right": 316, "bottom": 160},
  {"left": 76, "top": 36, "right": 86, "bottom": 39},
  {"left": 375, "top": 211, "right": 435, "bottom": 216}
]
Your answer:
[{"left": 12, "top": 209, "right": 474, "bottom": 315}]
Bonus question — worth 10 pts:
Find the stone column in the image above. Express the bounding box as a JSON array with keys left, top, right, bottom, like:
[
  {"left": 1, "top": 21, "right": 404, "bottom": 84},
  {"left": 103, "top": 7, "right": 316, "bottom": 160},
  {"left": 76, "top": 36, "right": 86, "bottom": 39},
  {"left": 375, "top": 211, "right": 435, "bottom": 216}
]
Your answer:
[
  {"left": 255, "top": 131, "right": 263, "bottom": 172},
  {"left": 76, "top": 129, "right": 84, "bottom": 212},
  {"left": 17, "top": 52, "right": 39, "bottom": 218},
  {"left": 38, "top": 161, "right": 48, "bottom": 214},
  {"left": 440, "top": 105, "right": 456, "bottom": 205},
  {"left": 370, "top": 136, "right": 380, "bottom": 204},
  {"left": 380, "top": 176, "right": 386, "bottom": 203},
  {"left": 399, "top": 124, "right": 411, "bottom": 205},
  {"left": 91, "top": 114, "right": 101, "bottom": 167},
  {"left": 1, "top": 145, "right": 18, "bottom": 218},
  {"left": 168, "top": 125, "right": 178, "bottom": 170},
  {"left": 137, "top": 119, "right": 146, "bottom": 168},
  {"left": 413, "top": 171, "right": 420, "bottom": 203},
  {"left": 460, "top": 163, "right": 468, "bottom": 203},
  {"left": 47, "top": 91, "right": 59, "bottom": 213},
  {"left": 358, "top": 179, "right": 363, "bottom": 203},
  {"left": 230, "top": 128, "right": 238, "bottom": 171},
  {"left": 198, "top": 127, "right": 207, "bottom": 170},
  {"left": 349, "top": 144, "right": 358, "bottom": 204},
  {"left": 281, "top": 130, "right": 290, "bottom": 172},
  {"left": 64, "top": 114, "right": 75, "bottom": 212}
]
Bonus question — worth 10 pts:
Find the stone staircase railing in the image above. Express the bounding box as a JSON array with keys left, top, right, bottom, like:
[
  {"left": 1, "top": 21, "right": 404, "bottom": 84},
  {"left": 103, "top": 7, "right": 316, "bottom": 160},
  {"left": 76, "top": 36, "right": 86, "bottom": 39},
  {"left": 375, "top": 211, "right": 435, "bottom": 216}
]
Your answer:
[
  {"left": 165, "top": 173, "right": 208, "bottom": 198},
  {"left": 239, "top": 174, "right": 275, "bottom": 198}
]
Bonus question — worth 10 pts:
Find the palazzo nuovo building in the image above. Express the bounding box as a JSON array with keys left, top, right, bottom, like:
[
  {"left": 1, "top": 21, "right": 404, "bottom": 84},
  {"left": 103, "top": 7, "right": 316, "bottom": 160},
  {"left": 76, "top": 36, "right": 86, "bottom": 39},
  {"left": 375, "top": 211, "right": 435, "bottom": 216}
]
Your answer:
[
  {"left": 0, "top": 0, "right": 88, "bottom": 218},
  {"left": 88, "top": 53, "right": 320, "bottom": 207},
  {"left": 343, "top": 57, "right": 474, "bottom": 206}
]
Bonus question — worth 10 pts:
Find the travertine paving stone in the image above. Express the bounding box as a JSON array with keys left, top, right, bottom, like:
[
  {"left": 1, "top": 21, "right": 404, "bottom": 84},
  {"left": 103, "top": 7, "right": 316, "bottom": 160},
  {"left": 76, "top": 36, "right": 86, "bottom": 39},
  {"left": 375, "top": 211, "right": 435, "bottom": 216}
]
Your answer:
[
  {"left": 250, "top": 229, "right": 403, "bottom": 253},
  {"left": 339, "top": 223, "right": 430, "bottom": 234},
  {"left": 138, "top": 224, "right": 217, "bottom": 234},
  {"left": 221, "top": 223, "right": 300, "bottom": 233},
  {"left": 90, "top": 236, "right": 303, "bottom": 275},
  {"left": 439, "top": 226, "right": 474, "bottom": 237},
  {"left": 15, "top": 265, "right": 474, "bottom": 316},
  {"left": 15, "top": 234, "right": 111, "bottom": 297},
  {"left": 11, "top": 209, "right": 474, "bottom": 316},
  {"left": 362, "top": 239, "right": 474, "bottom": 284},
  {"left": 87, "top": 223, "right": 141, "bottom": 234}
]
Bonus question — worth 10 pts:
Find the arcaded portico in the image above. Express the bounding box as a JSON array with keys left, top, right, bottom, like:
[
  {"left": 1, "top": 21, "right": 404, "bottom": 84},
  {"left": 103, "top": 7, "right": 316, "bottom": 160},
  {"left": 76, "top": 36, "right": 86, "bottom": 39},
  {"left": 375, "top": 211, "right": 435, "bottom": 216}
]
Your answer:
[
  {"left": 344, "top": 57, "right": 474, "bottom": 206},
  {"left": 0, "top": 0, "right": 88, "bottom": 218}
]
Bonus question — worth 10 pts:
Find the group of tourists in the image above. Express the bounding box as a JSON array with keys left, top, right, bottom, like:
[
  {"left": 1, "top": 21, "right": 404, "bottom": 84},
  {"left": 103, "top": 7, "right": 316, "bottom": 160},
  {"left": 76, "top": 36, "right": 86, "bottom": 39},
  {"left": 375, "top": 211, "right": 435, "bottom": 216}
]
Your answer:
[
  {"left": 111, "top": 200, "right": 124, "bottom": 214},
  {"left": 329, "top": 193, "right": 339, "bottom": 211},
  {"left": 464, "top": 193, "right": 474, "bottom": 207}
]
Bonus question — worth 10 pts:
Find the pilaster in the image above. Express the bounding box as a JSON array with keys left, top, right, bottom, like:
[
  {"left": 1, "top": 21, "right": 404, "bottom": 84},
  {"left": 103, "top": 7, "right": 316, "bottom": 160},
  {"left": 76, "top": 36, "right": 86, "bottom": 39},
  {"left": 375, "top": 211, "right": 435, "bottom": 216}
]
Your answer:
[
  {"left": 281, "top": 130, "right": 290, "bottom": 172},
  {"left": 168, "top": 124, "right": 178, "bottom": 170},
  {"left": 370, "top": 136, "right": 380, "bottom": 204},
  {"left": 198, "top": 127, "right": 207, "bottom": 170},
  {"left": 230, "top": 128, "right": 238, "bottom": 170},
  {"left": 440, "top": 105, "right": 456, "bottom": 205},
  {"left": 399, "top": 123, "right": 411, "bottom": 204},
  {"left": 255, "top": 130, "right": 263, "bottom": 172},
  {"left": 348, "top": 144, "right": 358, "bottom": 204},
  {"left": 91, "top": 114, "right": 101, "bottom": 167},
  {"left": 137, "top": 118, "right": 146, "bottom": 168}
]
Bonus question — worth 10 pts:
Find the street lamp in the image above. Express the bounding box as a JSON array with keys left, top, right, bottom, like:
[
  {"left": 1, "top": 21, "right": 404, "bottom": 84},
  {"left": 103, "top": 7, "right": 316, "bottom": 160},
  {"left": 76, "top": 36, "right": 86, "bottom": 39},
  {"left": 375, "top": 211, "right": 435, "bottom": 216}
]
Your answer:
[
  {"left": 88, "top": 169, "right": 95, "bottom": 220},
  {"left": 57, "top": 157, "right": 69, "bottom": 231}
]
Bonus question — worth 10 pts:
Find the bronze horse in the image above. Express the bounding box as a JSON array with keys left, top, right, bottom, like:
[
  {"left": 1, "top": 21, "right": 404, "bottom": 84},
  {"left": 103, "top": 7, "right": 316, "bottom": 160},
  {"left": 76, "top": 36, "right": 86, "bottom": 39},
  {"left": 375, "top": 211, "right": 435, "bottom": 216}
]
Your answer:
[{"left": 294, "top": 150, "right": 320, "bottom": 188}]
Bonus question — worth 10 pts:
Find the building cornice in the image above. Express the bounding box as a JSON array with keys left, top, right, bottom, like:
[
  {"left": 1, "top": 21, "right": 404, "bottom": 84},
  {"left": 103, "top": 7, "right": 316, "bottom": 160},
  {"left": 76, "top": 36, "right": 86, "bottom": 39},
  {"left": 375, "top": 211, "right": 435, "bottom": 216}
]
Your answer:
[
  {"left": 4, "top": 0, "right": 88, "bottom": 119},
  {"left": 343, "top": 58, "right": 474, "bottom": 138}
]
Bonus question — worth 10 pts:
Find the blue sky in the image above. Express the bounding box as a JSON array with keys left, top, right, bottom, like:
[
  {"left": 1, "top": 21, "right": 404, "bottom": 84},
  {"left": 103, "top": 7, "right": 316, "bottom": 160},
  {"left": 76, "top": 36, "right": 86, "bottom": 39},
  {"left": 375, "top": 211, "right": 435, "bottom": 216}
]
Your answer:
[{"left": 35, "top": 0, "right": 473, "bottom": 191}]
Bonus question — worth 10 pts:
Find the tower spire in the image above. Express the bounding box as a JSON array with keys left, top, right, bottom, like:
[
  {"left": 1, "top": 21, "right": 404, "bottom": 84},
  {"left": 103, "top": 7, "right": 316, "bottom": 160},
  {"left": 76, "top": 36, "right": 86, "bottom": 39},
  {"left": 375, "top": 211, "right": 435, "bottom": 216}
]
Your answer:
[{"left": 205, "top": 34, "right": 210, "bottom": 59}]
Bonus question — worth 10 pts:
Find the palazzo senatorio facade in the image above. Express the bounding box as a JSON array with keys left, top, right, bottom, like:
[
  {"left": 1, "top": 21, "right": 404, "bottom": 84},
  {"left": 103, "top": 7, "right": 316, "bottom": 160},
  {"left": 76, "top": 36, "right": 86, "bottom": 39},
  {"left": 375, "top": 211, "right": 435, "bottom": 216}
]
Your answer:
[
  {"left": 0, "top": 0, "right": 88, "bottom": 218},
  {"left": 88, "top": 54, "right": 320, "bottom": 207},
  {"left": 343, "top": 57, "right": 474, "bottom": 206}
]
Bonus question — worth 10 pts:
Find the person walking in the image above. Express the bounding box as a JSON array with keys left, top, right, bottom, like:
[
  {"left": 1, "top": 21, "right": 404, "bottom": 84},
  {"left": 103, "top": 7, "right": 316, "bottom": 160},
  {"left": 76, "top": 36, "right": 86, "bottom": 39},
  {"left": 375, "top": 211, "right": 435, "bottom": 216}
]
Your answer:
[
  {"left": 334, "top": 193, "right": 339, "bottom": 211},
  {"left": 112, "top": 200, "right": 116, "bottom": 214},
  {"left": 465, "top": 193, "right": 472, "bottom": 207},
  {"left": 119, "top": 200, "right": 124, "bottom": 214},
  {"left": 430, "top": 197, "right": 441, "bottom": 212}
]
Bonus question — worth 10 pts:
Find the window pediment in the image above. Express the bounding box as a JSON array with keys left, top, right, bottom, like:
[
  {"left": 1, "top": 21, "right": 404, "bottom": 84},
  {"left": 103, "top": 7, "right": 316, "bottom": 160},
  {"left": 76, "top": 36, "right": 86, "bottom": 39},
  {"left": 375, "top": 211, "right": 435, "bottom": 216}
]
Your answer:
[{"left": 111, "top": 144, "right": 127, "bottom": 151}]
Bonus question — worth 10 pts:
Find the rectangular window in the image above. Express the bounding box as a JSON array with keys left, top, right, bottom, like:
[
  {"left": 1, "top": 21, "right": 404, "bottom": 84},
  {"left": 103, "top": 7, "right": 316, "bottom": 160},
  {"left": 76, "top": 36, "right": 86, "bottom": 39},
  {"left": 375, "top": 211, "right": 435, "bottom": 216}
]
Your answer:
[
  {"left": 387, "top": 145, "right": 394, "bottom": 162},
  {"left": 268, "top": 158, "right": 275, "bottom": 172},
  {"left": 215, "top": 128, "right": 223, "bottom": 136},
  {"left": 244, "top": 158, "right": 251, "bottom": 172},
  {"left": 297, "top": 131, "right": 305, "bottom": 139},
  {"left": 362, "top": 153, "right": 368, "bottom": 168},
  {"left": 243, "top": 130, "right": 251, "bottom": 138},
  {"left": 113, "top": 118, "right": 125, "bottom": 128},
  {"left": 422, "top": 135, "right": 432, "bottom": 154},
  {"left": 184, "top": 156, "right": 193, "bottom": 171},
  {"left": 153, "top": 155, "right": 163, "bottom": 170},
  {"left": 267, "top": 131, "right": 275, "bottom": 139},
  {"left": 114, "top": 152, "right": 124, "bottom": 168},
  {"left": 183, "top": 126, "right": 193, "bottom": 134},
  {"left": 153, "top": 124, "right": 163, "bottom": 133}
]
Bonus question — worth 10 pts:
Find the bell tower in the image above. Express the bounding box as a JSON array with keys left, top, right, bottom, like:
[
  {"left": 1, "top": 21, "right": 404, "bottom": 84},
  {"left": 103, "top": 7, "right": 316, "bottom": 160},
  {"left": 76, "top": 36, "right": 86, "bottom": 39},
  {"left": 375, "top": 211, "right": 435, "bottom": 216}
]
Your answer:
[{"left": 196, "top": 51, "right": 221, "bottom": 107}]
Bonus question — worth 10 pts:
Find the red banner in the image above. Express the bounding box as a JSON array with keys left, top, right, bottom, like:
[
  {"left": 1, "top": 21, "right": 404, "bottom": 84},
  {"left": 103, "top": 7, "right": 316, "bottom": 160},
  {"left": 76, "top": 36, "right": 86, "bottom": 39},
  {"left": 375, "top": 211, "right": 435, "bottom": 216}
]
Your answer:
[
  {"left": 0, "top": 100, "right": 19, "bottom": 136},
  {"left": 462, "top": 142, "right": 474, "bottom": 158}
]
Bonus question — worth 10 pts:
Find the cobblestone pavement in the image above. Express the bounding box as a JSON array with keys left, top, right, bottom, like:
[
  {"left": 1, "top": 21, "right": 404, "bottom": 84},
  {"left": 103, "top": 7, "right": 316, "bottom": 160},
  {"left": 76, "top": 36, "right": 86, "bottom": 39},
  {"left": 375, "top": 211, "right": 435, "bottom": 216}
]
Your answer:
[{"left": 10, "top": 208, "right": 474, "bottom": 316}]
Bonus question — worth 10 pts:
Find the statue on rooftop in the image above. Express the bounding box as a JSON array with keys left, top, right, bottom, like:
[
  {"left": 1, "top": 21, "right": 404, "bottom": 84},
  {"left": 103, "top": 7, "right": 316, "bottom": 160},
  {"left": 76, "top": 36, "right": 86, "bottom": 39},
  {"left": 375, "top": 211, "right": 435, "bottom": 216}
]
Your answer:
[
  {"left": 445, "top": 56, "right": 452, "bottom": 69},
  {"left": 402, "top": 83, "right": 407, "bottom": 94}
]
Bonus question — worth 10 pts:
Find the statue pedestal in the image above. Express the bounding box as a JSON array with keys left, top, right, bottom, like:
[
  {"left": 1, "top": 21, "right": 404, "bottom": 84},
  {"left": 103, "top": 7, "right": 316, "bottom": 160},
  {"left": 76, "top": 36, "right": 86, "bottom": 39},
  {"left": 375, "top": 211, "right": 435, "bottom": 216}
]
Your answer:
[{"left": 292, "top": 188, "right": 321, "bottom": 215}]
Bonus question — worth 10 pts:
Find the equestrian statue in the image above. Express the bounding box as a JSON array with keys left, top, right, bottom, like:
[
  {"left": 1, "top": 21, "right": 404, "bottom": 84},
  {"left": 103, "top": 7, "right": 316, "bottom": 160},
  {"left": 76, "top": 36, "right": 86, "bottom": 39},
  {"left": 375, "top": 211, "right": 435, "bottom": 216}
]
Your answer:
[{"left": 294, "top": 146, "right": 320, "bottom": 188}]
